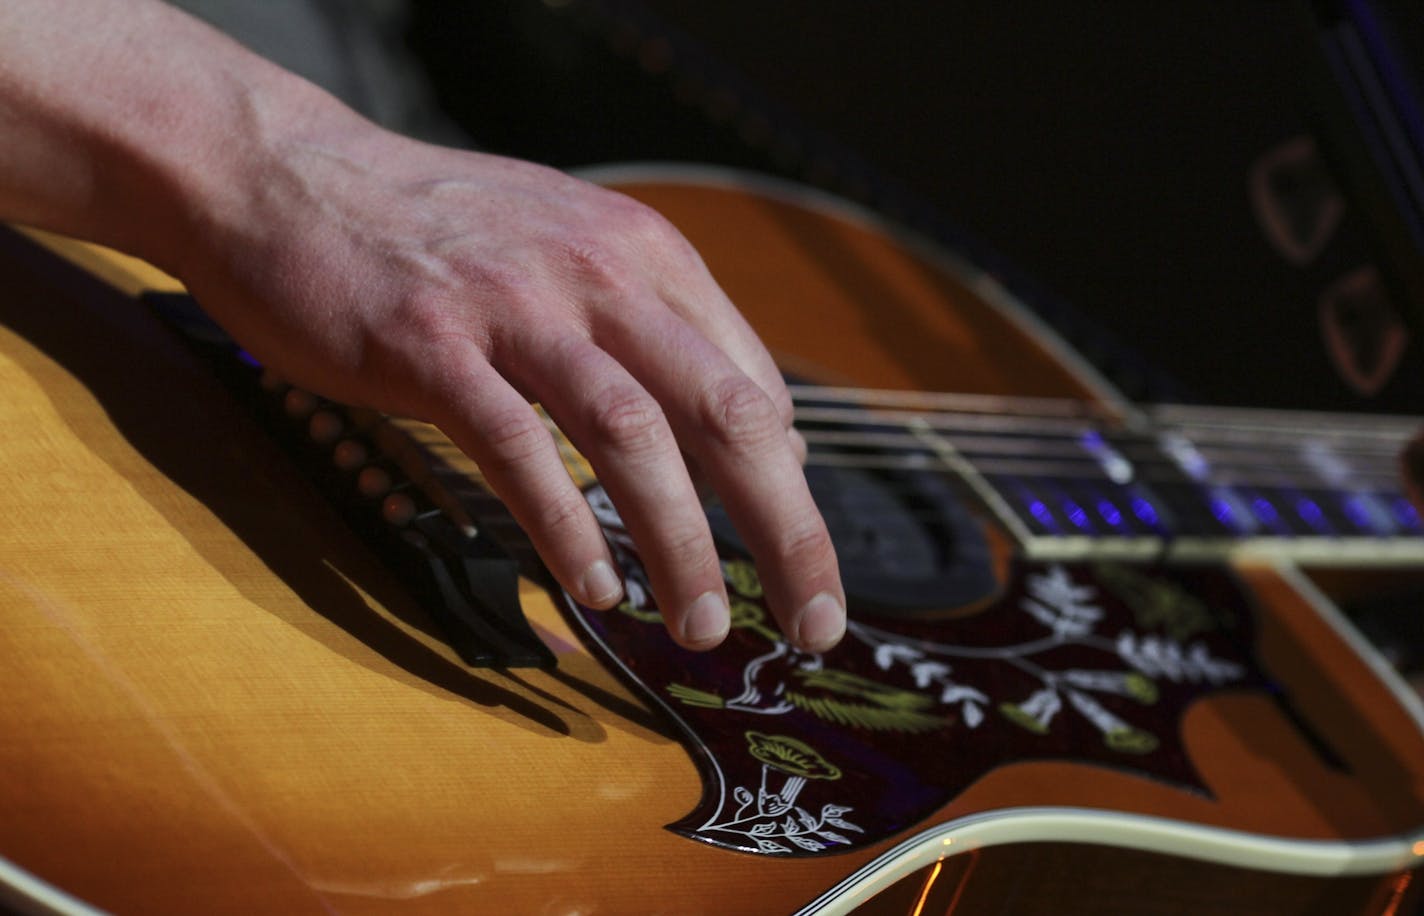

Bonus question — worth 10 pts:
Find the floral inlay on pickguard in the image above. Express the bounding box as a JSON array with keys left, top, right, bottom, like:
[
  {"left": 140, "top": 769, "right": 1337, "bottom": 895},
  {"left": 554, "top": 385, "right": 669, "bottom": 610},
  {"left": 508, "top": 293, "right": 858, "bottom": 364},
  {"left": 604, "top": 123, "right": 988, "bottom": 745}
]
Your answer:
[{"left": 563, "top": 486, "right": 1269, "bottom": 857}]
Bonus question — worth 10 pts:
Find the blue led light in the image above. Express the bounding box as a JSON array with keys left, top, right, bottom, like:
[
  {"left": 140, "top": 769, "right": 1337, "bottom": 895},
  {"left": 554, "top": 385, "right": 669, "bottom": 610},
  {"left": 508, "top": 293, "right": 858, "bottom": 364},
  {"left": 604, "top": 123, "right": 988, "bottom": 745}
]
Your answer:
[
  {"left": 1062, "top": 499, "right": 1091, "bottom": 530},
  {"left": 1028, "top": 500, "right": 1058, "bottom": 531},
  {"left": 1338, "top": 495, "right": 1372, "bottom": 529},
  {"left": 1097, "top": 499, "right": 1124, "bottom": 528},
  {"left": 236, "top": 349, "right": 263, "bottom": 369},
  {"left": 1208, "top": 488, "right": 1258, "bottom": 534},
  {"left": 1251, "top": 497, "right": 1280, "bottom": 525},
  {"left": 1131, "top": 497, "right": 1159, "bottom": 527},
  {"left": 1338, "top": 495, "right": 1395, "bottom": 538},
  {"left": 1395, "top": 498, "right": 1421, "bottom": 530},
  {"left": 1295, "top": 497, "right": 1329, "bottom": 531}
]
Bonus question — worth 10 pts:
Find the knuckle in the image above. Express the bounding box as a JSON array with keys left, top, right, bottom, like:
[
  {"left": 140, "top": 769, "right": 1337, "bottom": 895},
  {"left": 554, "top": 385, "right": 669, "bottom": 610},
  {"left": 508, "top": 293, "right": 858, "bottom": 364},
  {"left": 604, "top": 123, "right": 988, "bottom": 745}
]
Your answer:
[
  {"left": 604, "top": 195, "right": 693, "bottom": 256},
  {"left": 386, "top": 287, "right": 461, "bottom": 344},
  {"left": 477, "top": 410, "right": 549, "bottom": 472},
  {"left": 558, "top": 237, "right": 612, "bottom": 275},
  {"left": 528, "top": 489, "right": 590, "bottom": 538},
  {"left": 773, "top": 516, "right": 834, "bottom": 568},
  {"left": 658, "top": 521, "right": 713, "bottom": 569},
  {"left": 769, "top": 383, "right": 796, "bottom": 429},
  {"left": 556, "top": 238, "right": 635, "bottom": 297},
  {"left": 700, "top": 376, "right": 781, "bottom": 450},
  {"left": 451, "top": 258, "right": 539, "bottom": 309},
  {"left": 604, "top": 192, "right": 670, "bottom": 235},
  {"left": 357, "top": 296, "right": 468, "bottom": 409},
  {"left": 589, "top": 390, "right": 668, "bottom": 455},
  {"left": 378, "top": 288, "right": 490, "bottom": 370}
]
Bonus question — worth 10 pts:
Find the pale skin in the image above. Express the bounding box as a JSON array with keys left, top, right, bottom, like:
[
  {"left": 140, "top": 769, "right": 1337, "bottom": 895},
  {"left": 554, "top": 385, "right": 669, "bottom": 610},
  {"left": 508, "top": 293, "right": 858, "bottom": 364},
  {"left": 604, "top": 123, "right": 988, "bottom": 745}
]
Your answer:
[{"left": 0, "top": 0, "right": 846, "bottom": 652}]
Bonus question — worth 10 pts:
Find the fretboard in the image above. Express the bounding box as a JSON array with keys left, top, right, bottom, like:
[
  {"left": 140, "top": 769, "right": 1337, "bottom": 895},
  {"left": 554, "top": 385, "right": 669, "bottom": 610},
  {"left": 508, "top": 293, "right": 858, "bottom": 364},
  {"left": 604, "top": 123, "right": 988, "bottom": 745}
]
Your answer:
[{"left": 791, "top": 386, "right": 1424, "bottom": 565}]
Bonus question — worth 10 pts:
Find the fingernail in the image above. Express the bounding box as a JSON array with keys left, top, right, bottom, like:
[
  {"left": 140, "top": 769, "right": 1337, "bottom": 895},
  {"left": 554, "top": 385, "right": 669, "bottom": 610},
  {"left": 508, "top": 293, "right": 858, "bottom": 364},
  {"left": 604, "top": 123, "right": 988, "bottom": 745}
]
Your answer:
[
  {"left": 681, "top": 591, "right": 730, "bottom": 649},
  {"left": 795, "top": 593, "right": 846, "bottom": 652},
  {"left": 581, "top": 560, "right": 624, "bottom": 608}
]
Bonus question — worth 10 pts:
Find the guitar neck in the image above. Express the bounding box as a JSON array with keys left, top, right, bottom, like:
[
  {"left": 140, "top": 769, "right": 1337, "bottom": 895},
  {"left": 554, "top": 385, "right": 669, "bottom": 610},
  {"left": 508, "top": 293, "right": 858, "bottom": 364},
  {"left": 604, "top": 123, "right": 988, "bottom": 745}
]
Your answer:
[{"left": 791, "top": 385, "right": 1424, "bottom": 565}]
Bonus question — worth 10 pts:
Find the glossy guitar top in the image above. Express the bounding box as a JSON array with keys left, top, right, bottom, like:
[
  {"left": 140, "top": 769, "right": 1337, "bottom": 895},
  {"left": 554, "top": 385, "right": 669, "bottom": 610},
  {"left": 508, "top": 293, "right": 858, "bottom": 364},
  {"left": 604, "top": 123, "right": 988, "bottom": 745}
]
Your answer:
[{"left": 1, "top": 165, "right": 1422, "bottom": 915}]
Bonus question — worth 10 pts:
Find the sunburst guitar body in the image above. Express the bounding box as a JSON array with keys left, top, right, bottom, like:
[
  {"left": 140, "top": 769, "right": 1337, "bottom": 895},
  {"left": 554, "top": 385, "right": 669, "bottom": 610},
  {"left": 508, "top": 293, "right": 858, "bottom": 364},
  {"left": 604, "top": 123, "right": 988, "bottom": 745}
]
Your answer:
[{"left": 1, "top": 165, "right": 1423, "bottom": 915}]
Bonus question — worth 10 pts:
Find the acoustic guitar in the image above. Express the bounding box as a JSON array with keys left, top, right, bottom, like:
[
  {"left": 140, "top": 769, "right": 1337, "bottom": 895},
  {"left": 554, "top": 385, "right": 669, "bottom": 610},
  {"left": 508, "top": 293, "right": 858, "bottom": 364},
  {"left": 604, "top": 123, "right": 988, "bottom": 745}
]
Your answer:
[{"left": 1, "top": 165, "right": 1422, "bottom": 915}]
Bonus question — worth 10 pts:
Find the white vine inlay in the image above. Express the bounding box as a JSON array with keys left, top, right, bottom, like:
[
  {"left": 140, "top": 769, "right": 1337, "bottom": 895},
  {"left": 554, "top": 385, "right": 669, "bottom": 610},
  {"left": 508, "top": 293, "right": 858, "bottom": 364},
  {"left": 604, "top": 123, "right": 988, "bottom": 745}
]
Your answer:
[
  {"left": 845, "top": 564, "right": 1246, "bottom": 752},
  {"left": 697, "top": 732, "right": 864, "bottom": 854}
]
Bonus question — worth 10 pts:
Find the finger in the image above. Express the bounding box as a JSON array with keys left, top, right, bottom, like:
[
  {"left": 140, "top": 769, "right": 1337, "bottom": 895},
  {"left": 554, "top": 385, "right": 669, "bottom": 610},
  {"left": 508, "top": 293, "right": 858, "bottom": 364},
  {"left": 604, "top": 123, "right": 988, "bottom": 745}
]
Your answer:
[
  {"left": 421, "top": 348, "right": 625, "bottom": 611},
  {"left": 590, "top": 197, "right": 794, "bottom": 429},
  {"left": 788, "top": 426, "right": 808, "bottom": 465},
  {"left": 687, "top": 420, "right": 807, "bottom": 506},
  {"left": 512, "top": 333, "right": 732, "bottom": 651},
  {"left": 594, "top": 308, "right": 845, "bottom": 652},
  {"left": 659, "top": 268, "right": 796, "bottom": 429}
]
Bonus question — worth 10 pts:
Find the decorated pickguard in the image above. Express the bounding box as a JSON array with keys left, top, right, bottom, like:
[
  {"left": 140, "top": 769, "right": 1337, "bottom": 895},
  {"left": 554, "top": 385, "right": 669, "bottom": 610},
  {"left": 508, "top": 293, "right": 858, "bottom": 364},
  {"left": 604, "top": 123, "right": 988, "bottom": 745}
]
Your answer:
[{"left": 562, "top": 485, "right": 1274, "bottom": 858}]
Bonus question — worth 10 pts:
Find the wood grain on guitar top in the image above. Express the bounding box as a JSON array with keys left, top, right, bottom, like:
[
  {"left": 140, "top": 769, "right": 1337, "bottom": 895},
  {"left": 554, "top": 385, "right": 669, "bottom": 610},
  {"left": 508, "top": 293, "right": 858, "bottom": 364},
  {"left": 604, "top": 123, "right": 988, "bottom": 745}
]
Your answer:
[{"left": 0, "top": 169, "right": 1421, "bottom": 915}]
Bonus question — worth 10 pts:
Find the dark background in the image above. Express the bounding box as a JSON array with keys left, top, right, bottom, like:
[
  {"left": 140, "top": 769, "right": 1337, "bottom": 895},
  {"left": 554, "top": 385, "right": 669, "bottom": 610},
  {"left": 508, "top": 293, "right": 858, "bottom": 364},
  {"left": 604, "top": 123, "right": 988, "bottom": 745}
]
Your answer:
[{"left": 405, "top": 0, "right": 1424, "bottom": 413}]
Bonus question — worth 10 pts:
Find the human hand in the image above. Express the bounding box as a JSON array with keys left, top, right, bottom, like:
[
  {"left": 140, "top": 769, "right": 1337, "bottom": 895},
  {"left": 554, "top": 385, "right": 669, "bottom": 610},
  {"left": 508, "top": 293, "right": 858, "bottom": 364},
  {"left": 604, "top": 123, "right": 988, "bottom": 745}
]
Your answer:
[{"left": 174, "top": 116, "right": 846, "bottom": 653}]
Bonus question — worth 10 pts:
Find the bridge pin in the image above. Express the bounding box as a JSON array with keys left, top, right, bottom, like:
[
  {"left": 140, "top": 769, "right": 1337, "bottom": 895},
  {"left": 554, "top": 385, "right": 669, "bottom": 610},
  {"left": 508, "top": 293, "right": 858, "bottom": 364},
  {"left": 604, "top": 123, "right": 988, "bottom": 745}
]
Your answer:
[
  {"left": 381, "top": 493, "right": 418, "bottom": 527},
  {"left": 308, "top": 411, "right": 343, "bottom": 445},
  {"left": 283, "top": 388, "right": 318, "bottom": 419},
  {"left": 357, "top": 466, "right": 392, "bottom": 498},
  {"left": 332, "top": 439, "right": 368, "bottom": 471}
]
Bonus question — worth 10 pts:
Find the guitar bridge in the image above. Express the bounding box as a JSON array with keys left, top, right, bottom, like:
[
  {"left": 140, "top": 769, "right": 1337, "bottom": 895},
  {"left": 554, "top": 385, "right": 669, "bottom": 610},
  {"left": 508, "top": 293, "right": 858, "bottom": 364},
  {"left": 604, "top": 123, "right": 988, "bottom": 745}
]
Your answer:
[{"left": 143, "top": 291, "right": 555, "bottom": 669}]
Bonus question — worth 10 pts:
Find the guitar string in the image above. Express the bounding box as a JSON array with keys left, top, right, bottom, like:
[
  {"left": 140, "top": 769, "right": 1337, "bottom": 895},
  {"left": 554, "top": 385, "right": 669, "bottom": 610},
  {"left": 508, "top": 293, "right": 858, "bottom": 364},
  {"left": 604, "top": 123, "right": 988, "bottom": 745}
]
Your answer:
[
  {"left": 400, "top": 384, "right": 1415, "bottom": 470},
  {"left": 787, "top": 384, "right": 1424, "bottom": 436},
  {"left": 784, "top": 392, "right": 1413, "bottom": 487},
  {"left": 417, "top": 438, "right": 1409, "bottom": 542},
  {"left": 790, "top": 406, "right": 1414, "bottom": 455},
  {"left": 794, "top": 430, "right": 1406, "bottom": 477},
  {"left": 414, "top": 429, "right": 1408, "bottom": 505},
  {"left": 797, "top": 437, "right": 1404, "bottom": 480},
  {"left": 412, "top": 409, "right": 1409, "bottom": 481},
  {"left": 405, "top": 389, "right": 1416, "bottom": 539}
]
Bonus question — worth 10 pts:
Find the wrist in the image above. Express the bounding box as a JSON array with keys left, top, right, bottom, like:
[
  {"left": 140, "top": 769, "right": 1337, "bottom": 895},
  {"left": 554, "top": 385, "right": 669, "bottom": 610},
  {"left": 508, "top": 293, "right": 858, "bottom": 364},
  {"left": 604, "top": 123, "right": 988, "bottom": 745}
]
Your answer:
[
  {"left": 0, "top": 0, "right": 367, "bottom": 279},
  {"left": 129, "top": 74, "right": 365, "bottom": 280},
  {"left": 92, "top": 47, "right": 363, "bottom": 280}
]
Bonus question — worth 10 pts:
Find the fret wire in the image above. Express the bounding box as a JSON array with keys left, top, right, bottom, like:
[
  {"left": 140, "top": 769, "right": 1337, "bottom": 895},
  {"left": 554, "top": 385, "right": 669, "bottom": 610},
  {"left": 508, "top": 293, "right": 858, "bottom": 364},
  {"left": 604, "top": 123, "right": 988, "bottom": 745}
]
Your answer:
[
  {"left": 797, "top": 427, "right": 1405, "bottom": 474},
  {"left": 1152, "top": 424, "right": 1413, "bottom": 450},
  {"left": 1120, "top": 439, "right": 1404, "bottom": 462},
  {"left": 1149, "top": 403, "right": 1423, "bottom": 434},
  {"left": 796, "top": 425, "right": 1402, "bottom": 478},
  {"left": 801, "top": 428, "right": 1096, "bottom": 458},
  {"left": 793, "top": 408, "right": 1412, "bottom": 461},
  {"left": 786, "top": 383, "right": 1117, "bottom": 418},
  {"left": 787, "top": 383, "right": 1421, "bottom": 436},
  {"left": 801, "top": 450, "right": 1405, "bottom": 490},
  {"left": 793, "top": 405, "right": 1099, "bottom": 436}
]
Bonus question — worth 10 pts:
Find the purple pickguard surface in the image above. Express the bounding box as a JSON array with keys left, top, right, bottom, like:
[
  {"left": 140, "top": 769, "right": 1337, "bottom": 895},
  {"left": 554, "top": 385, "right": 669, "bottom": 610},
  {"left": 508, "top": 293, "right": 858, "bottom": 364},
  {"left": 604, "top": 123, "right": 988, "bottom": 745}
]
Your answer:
[{"left": 562, "top": 486, "right": 1272, "bottom": 858}]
